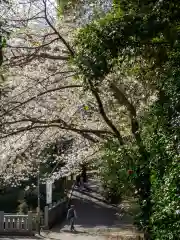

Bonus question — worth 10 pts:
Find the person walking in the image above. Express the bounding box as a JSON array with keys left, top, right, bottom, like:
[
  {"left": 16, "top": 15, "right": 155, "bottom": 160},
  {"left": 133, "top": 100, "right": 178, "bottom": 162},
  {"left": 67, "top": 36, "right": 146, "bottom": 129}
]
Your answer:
[
  {"left": 76, "top": 174, "right": 80, "bottom": 187},
  {"left": 81, "top": 164, "right": 87, "bottom": 183},
  {"left": 67, "top": 205, "right": 77, "bottom": 232},
  {"left": 80, "top": 175, "right": 85, "bottom": 190}
]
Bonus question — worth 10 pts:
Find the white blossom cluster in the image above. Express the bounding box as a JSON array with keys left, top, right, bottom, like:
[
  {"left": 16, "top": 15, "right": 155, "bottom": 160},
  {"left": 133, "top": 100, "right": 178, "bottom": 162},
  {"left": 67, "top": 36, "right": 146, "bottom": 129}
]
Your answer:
[
  {"left": 0, "top": 0, "right": 110, "bottom": 185},
  {"left": 0, "top": 0, "right": 157, "bottom": 186}
]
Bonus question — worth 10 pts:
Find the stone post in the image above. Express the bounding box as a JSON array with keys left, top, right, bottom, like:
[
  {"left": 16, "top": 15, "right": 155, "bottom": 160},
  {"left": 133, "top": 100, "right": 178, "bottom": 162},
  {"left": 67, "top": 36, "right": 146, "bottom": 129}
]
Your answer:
[
  {"left": 44, "top": 206, "right": 49, "bottom": 229},
  {"left": 28, "top": 211, "right": 32, "bottom": 232},
  {"left": 0, "top": 211, "right": 4, "bottom": 231}
]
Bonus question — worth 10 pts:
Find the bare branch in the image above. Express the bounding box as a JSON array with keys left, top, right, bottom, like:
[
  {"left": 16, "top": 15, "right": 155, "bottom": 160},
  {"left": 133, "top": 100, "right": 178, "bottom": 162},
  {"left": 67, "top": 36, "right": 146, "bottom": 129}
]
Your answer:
[
  {"left": 35, "top": 52, "right": 69, "bottom": 60},
  {"left": 1, "top": 85, "right": 83, "bottom": 117},
  {"left": 7, "top": 37, "right": 59, "bottom": 50},
  {"left": 42, "top": 0, "right": 75, "bottom": 57},
  {"left": 1, "top": 121, "right": 113, "bottom": 141}
]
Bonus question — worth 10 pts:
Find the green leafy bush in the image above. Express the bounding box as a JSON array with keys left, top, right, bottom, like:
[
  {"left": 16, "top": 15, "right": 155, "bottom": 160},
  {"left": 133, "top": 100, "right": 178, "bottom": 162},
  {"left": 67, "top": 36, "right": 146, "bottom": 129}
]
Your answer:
[
  {"left": 151, "top": 159, "right": 180, "bottom": 239},
  {"left": 99, "top": 140, "right": 137, "bottom": 204},
  {"left": 141, "top": 91, "right": 180, "bottom": 239},
  {"left": 73, "top": 0, "right": 180, "bottom": 237},
  {"left": 18, "top": 201, "right": 28, "bottom": 214}
]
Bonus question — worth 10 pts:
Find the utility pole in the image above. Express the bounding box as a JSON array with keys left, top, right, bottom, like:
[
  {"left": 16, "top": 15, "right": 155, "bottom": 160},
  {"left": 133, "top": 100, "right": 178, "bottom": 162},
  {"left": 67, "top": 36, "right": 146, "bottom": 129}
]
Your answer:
[{"left": 37, "top": 163, "right": 41, "bottom": 235}]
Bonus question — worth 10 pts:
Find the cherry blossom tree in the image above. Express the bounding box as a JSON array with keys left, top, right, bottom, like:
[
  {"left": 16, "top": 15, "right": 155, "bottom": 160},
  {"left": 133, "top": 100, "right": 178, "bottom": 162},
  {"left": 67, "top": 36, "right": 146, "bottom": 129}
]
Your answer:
[
  {"left": 0, "top": 0, "right": 156, "bottom": 186},
  {"left": 0, "top": 0, "right": 115, "bottom": 185}
]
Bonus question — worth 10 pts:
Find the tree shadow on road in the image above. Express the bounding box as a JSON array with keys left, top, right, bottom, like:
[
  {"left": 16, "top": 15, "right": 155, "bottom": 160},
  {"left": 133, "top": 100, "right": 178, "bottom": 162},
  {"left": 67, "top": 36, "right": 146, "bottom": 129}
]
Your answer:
[
  {"left": 0, "top": 237, "right": 42, "bottom": 240},
  {"left": 62, "top": 229, "right": 87, "bottom": 234},
  {"left": 52, "top": 195, "right": 134, "bottom": 233},
  {"left": 73, "top": 188, "right": 119, "bottom": 209}
]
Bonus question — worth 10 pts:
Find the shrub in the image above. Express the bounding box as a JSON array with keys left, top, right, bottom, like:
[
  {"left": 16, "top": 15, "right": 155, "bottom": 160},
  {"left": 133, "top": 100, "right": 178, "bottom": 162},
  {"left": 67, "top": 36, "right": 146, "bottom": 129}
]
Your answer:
[
  {"left": 151, "top": 158, "right": 180, "bottom": 239},
  {"left": 99, "top": 140, "right": 137, "bottom": 204},
  {"left": 18, "top": 201, "right": 28, "bottom": 214}
]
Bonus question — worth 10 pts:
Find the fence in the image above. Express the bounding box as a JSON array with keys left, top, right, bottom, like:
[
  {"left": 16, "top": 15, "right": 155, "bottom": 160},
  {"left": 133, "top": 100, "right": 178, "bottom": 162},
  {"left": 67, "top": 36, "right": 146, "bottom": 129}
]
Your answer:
[
  {"left": 0, "top": 201, "right": 68, "bottom": 235},
  {"left": 42, "top": 174, "right": 76, "bottom": 229},
  {"left": 0, "top": 173, "right": 76, "bottom": 235},
  {"left": 0, "top": 211, "right": 33, "bottom": 235}
]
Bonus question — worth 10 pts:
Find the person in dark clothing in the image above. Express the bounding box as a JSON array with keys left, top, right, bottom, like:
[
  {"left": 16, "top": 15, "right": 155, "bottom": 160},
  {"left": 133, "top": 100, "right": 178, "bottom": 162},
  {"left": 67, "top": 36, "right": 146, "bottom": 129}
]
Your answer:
[
  {"left": 66, "top": 205, "right": 77, "bottom": 231},
  {"left": 76, "top": 174, "right": 80, "bottom": 187},
  {"left": 81, "top": 164, "right": 87, "bottom": 183}
]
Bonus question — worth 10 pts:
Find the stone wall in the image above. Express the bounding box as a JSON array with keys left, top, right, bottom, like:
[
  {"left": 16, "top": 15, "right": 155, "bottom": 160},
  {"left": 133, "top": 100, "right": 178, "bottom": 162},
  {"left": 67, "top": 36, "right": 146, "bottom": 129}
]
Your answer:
[{"left": 47, "top": 200, "right": 67, "bottom": 229}]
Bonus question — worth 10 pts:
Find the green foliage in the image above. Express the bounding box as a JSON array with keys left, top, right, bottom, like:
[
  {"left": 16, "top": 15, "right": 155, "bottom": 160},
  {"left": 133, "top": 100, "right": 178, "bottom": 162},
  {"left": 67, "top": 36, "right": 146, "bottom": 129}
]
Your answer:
[
  {"left": 73, "top": 9, "right": 125, "bottom": 80},
  {"left": 74, "top": 0, "right": 180, "bottom": 89},
  {"left": 99, "top": 140, "right": 138, "bottom": 203},
  {"left": 18, "top": 201, "right": 28, "bottom": 214},
  {"left": 141, "top": 97, "right": 180, "bottom": 239},
  {"left": 73, "top": 0, "right": 180, "bottom": 238},
  {"left": 56, "top": 0, "right": 78, "bottom": 17},
  {"left": 0, "top": 37, "right": 7, "bottom": 48},
  {"left": 151, "top": 159, "right": 180, "bottom": 239}
]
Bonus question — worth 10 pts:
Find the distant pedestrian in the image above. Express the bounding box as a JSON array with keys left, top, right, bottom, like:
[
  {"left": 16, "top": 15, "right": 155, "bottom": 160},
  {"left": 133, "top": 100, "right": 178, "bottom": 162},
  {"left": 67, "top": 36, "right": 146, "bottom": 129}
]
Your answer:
[
  {"left": 76, "top": 174, "right": 80, "bottom": 187},
  {"left": 81, "top": 164, "right": 87, "bottom": 183},
  {"left": 80, "top": 175, "right": 85, "bottom": 190},
  {"left": 67, "top": 205, "right": 77, "bottom": 231}
]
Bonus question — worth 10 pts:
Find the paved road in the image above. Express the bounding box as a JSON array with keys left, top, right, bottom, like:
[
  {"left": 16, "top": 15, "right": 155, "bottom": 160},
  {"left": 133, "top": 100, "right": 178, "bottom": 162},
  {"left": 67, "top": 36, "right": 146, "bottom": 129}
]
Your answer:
[
  {"left": 44, "top": 177, "right": 139, "bottom": 240},
  {"left": 1, "top": 177, "right": 141, "bottom": 240}
]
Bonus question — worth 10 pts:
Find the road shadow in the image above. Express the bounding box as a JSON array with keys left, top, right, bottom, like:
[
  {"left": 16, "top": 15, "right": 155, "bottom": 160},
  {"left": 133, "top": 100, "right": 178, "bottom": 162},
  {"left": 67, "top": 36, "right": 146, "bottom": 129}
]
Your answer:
[
  {"left": 52, "top": 196, "right": 134, "bottom": 233},
  {"left": 0, "top": 237, "right": 42, "bottom": 240},
  {"left": 61, "top": 229, "right": 87, "bottom": 234},
  {"left": 51, "top": 175, "right": 135, "bottom": 235},
  {"left": 73, "top": 188, "right": 119, "bottom": 209}
]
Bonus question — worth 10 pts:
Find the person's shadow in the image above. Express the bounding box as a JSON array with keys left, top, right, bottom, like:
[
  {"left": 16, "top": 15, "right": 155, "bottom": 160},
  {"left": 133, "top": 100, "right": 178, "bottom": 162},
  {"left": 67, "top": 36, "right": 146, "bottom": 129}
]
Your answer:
[{"left": 61, "top": 229, "right": 87, "bottom": 234}]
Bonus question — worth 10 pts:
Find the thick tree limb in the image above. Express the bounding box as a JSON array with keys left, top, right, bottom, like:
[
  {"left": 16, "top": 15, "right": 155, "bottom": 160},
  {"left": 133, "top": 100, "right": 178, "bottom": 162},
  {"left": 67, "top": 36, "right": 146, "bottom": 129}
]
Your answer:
[
  {"left": 110, "top": 82, "right": 147, "bottom": 153},
  {"left": 110, "top": 83, "right": 136, "bottom": 117},
  {"left": 88, "top": 79, "right": 124, "bottom": 145},
  {"left": 0, "top": 121, "right": 114, "bottom": 141}
]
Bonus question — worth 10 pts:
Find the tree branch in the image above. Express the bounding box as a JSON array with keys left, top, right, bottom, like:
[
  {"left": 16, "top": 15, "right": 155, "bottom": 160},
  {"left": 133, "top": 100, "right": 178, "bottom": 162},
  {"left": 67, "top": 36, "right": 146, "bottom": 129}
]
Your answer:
[
  {"left": 42, "top": 0, "right": 75, "bottom": 57},
  {"left": 88, "top": 79, "right": 124, "bottom": 145},
  {"left": 0, "top": 121, "right": 114, "bottom": 142},
  {"left": 35, "top": 52, "right": 69, "bottom": 60},
  {"left": 110, "top": 83, "right": 136, "bottom": 117},
  {"left": 1, "top": 85, "right": 83, "bottom": 117},
  {"left": 7, "top": 37, "right": 59, "bottom": 50},
  {"left": 110, "top": 82, "right": 146, "bottom": 154}
]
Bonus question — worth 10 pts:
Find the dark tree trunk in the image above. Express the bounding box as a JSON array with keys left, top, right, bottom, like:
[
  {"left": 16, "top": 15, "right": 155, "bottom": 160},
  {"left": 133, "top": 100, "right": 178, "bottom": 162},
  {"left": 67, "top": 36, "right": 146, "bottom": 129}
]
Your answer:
[{"left": 110, "top": 83, "right": 152, "bottom": 239}]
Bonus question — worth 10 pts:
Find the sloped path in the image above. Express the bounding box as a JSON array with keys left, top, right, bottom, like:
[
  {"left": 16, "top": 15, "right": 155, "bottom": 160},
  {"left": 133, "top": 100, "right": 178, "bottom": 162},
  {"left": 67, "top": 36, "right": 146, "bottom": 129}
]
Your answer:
[{"left": 44, "top": 176, "right": 141, "bottom": 240}]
